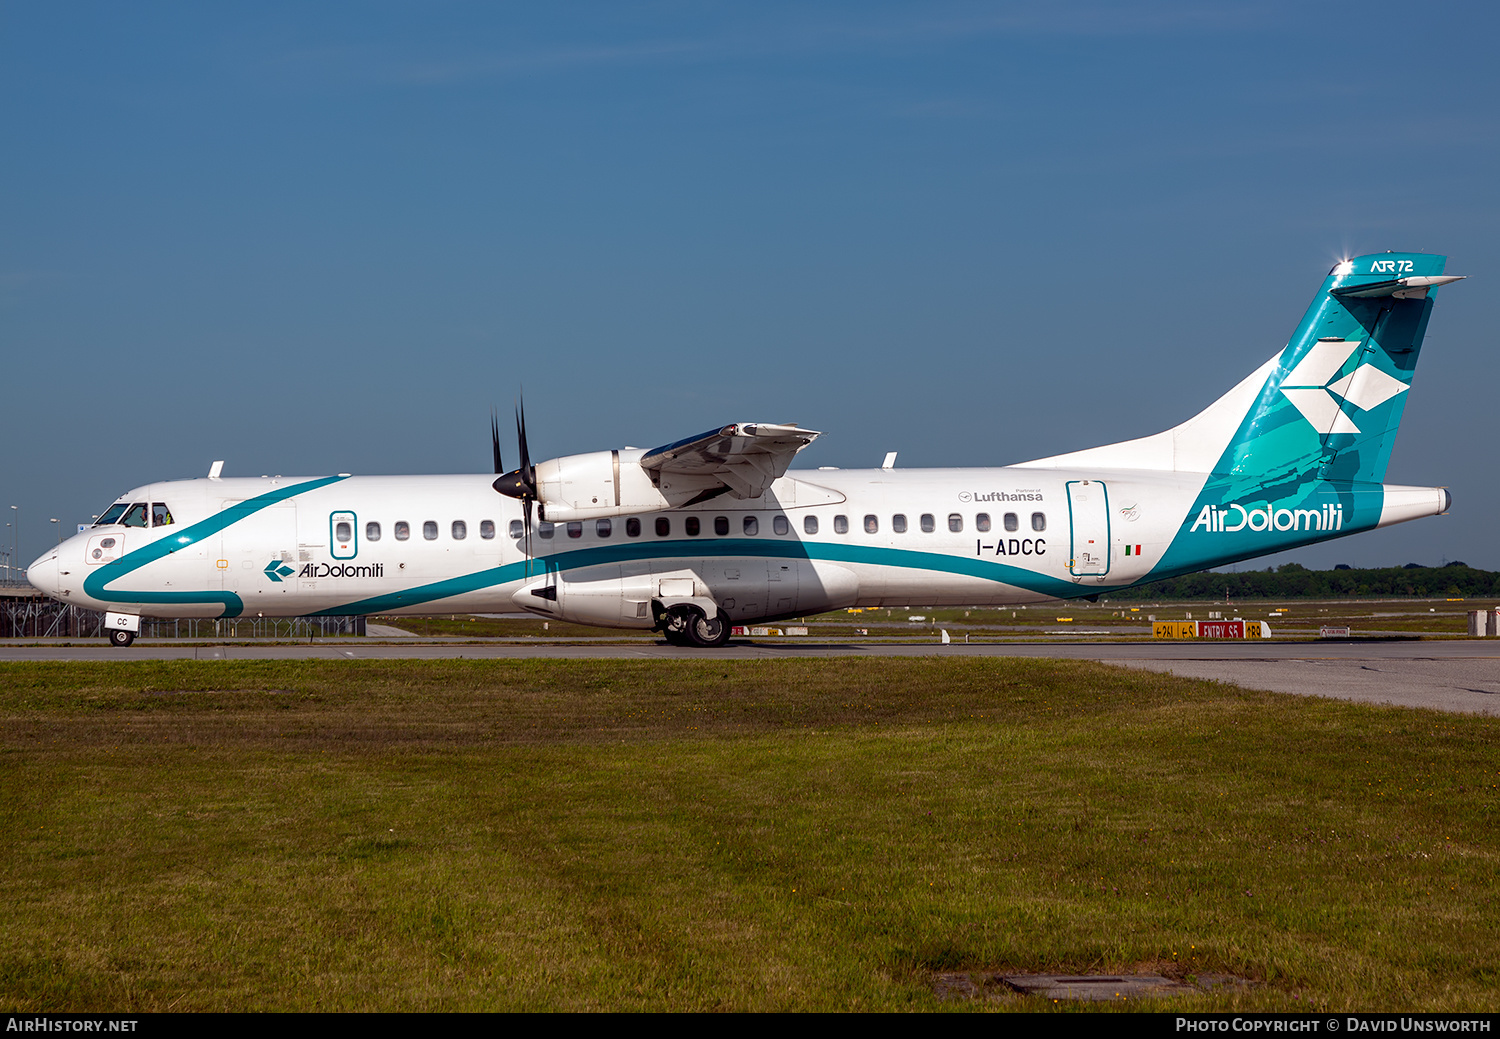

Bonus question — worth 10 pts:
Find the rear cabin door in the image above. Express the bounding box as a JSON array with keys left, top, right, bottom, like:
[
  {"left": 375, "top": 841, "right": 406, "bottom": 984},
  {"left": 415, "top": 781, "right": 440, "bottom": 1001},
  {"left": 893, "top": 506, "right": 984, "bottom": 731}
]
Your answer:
[{"left": 1066, "top": 480, "right": 1111, "bottom": 577}]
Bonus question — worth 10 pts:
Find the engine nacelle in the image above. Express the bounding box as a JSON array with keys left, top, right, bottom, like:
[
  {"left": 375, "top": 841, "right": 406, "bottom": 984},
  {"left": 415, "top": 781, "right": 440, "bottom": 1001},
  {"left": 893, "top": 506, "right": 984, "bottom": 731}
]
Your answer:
[
  {"left": 512, "top": 564, "right": 659, "bottom": 628},
  {"left": 534, "top": 449, "right": 726, "bottom": 522},
  {"left": 511, "top": 559, "right": 861, "bottom": 630}
]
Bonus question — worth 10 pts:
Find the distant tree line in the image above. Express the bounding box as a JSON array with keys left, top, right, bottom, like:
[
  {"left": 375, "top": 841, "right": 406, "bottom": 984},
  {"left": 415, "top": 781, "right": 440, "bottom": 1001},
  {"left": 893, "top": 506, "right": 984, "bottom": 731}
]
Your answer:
[{"left": 1105, "top": 562, "right": 1499, "bottom": 601}]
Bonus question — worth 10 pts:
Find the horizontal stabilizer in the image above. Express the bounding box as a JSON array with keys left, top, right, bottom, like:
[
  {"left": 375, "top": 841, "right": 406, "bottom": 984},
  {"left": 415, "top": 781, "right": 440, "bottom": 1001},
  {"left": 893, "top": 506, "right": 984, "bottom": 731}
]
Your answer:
[{"left": 1332, "top": 275, "right": 1464, "bottom": 299}]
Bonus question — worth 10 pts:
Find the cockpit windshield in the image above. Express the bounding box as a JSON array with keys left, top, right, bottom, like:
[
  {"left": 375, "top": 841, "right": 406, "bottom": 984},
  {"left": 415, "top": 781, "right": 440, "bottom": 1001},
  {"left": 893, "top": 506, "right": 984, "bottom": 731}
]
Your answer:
[{"left": 95, "top": 501, "right": 173, "bottom": 528}]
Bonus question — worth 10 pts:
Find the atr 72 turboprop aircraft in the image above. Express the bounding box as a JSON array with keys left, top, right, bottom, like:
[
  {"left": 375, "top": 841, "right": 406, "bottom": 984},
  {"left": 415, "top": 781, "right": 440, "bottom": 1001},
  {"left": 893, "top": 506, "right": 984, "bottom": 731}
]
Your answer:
[{"left": 28, "top": 252, "right": 1462, "bottom": 647}]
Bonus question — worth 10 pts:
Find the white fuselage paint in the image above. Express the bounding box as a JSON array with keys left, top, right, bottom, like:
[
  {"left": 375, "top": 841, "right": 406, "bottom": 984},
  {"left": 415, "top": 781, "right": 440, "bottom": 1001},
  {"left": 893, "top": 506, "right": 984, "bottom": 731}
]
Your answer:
[{"left": 36, "top": 466, "right": 1213, "bottom": 624}]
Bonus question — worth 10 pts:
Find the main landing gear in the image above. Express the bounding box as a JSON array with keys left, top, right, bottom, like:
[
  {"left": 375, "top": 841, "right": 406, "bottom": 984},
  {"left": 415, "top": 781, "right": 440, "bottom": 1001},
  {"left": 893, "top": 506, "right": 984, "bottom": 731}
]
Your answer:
[{"left": 660, "top": 605, "right": 732, "bottom": 648}]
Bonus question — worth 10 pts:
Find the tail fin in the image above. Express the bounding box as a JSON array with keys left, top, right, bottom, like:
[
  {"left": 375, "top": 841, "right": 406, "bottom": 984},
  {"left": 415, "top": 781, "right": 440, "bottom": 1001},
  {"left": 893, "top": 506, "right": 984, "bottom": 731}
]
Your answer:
[
  {"left": 1016, "top": 252, "right": 1460, "bottom": 491},
  {"left": 1220, "top": 252, "right": 1458, "bottom": 491}
]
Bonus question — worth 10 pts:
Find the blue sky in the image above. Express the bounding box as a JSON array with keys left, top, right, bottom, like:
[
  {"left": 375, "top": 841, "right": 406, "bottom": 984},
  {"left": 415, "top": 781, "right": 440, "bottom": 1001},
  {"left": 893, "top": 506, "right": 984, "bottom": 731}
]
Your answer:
[{"left": 3, "top": 2, "right": 1497, "bottom": 573}]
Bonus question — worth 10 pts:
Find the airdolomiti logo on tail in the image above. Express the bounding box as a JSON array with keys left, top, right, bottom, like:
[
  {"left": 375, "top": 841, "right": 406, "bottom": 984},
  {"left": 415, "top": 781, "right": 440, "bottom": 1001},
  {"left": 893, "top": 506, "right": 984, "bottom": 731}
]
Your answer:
[
  {"left": 1278, "top": 338, "right": 1408, "bottom": 436},
  {"left": 1190, "top": 502, "right": 1343, "bottom": 534}
]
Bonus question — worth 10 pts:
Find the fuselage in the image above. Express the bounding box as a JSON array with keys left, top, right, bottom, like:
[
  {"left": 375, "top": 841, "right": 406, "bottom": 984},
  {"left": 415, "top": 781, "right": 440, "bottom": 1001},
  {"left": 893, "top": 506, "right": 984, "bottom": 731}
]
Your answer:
[{"left": 26, "top": 464, "right": 1442, "bottom": 628}]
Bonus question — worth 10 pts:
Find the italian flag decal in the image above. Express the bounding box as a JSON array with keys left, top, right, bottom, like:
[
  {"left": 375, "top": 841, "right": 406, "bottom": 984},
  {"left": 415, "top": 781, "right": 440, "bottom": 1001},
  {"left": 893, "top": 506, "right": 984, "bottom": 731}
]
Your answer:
[{"left": 1125, "top": 544, "right": 1143, "bottom": 556}]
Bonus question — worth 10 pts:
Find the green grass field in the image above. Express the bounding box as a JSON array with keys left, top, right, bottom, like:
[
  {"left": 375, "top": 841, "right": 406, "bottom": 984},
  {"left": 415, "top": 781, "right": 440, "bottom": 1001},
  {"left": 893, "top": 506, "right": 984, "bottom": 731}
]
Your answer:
[{"left": 2, "top": 658, "right": 1496, "bottom": 1011}]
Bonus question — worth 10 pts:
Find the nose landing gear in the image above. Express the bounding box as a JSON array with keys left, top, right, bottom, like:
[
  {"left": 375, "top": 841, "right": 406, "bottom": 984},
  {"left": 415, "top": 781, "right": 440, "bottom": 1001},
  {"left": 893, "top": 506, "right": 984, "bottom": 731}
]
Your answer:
[{"left": 108, "top": 629, "right": 136, "bottom": 648}]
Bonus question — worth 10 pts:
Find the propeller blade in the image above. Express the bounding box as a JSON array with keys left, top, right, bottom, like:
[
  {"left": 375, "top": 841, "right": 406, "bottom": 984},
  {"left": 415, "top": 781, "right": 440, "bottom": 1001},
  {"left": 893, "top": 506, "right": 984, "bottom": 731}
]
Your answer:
[
  {"left": 516, "top": 398, "right": 535, "bottom": 496},
  {"left": 488, "top": 395, "right": 541, "bottom": 575},
  {"left": 523, "top": 499, "right": 530, "bottom": 577},
  {"left": 496, "top": 396, "right": 541, "bottom": 502}
]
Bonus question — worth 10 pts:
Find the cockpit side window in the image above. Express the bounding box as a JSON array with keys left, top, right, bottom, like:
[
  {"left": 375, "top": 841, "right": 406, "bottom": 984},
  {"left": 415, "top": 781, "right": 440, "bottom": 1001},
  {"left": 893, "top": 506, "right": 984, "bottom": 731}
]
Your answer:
[
  {"left": 121, "top": 504, "right": 149, "bottom": 528},
  {"left": 97, "top": 503, "right": 128, "bottom": 526},
  {"left": 151, "top": 503, "right": 173, "bottom": 527}
]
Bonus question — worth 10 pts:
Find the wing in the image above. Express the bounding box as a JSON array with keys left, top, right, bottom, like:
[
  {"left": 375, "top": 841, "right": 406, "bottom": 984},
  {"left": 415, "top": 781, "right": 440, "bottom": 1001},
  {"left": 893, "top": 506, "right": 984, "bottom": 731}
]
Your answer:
[{"left": 639, "top": 423, "right": 823, "bottom": 500}]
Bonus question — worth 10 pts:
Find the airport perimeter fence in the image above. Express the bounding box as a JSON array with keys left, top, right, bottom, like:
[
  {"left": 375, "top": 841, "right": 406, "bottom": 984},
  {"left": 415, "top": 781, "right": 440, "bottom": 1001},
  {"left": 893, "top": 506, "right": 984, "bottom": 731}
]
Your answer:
[{"left": 0, "top": 597, "right": 366, "bottom": 639}]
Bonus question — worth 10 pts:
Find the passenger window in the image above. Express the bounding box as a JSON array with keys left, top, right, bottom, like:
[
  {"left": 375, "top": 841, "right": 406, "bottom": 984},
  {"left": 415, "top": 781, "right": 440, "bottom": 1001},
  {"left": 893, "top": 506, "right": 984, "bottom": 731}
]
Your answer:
[
  {"left": 423, "top": 521, "right": 438, "bottom": 540},
  {"left": 509, "top": 519, "right": 524, "bottom": 539},
  {"left": 743, "top": 516, "right": 759, "bottom": 536},
  {"left": 834, "top": 515, "right": 849, "bottom": 534},
  {"left": 480, "top": 519, "right": 495, "bottom": 539},
  {"left": 1031, "top": 512, "right": 1047, "bottom": 532},
  {"left": 1004, "top": 512, "right": 1019, "bottom": 532},
  {"left": 596, "top": 518, "right": 612, "bottom": 538},
  {"left": 864, "top": 514, "right": 878, "bottom": 534},
  {"left": 773, "top": 515, "right": 789, "bottom": 535},
  {"left": 395, "top": 521, "right": 410, "bottom": 541},
  {"left": 539, "top": 522, "right": 555, "bottom": 539},
  {"left": 122, "top": 504, "right": 149, "bottom": 528},
  {"left": 948, "top": 514, "right": 963, "bottom": 533},
  {"left": 366, "top": 521, "right": 382, "bottom": 542},
  {"left": 151, "top": 503, "right": 173, "bottom": 526},
  {"left": 335, "top": 520, "right": 353, "bottom": 542},
  {"left": 566, "top": 522, "right": 583, "bottom": 539},
  {"left": 804, "top": 515, "right": 818, "bottom": 535},
  {"left": 714, "top": 516, "right": 729, "bottom": 536},
  {"left": 976, "top": 513, "right": 991, "bottom": 532},
  {"left": 920, "top": 513, "right": 935, "bottom": 533},
  {"left": 452, "top": 520, "right": 467, "bottom": 540},
  {"left": 685, "top": 516, "right": 701, "bottom": 536},
  {"left": 626, "top": 518, "right": 641, "bottom": 537},
  {"left": 655, "top": 517, "right": 670, "bottom": 536}
]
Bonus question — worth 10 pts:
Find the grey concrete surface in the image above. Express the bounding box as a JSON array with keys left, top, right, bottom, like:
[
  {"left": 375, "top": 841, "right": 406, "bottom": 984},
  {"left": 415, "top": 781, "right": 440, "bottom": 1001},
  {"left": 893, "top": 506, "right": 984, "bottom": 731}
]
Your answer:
[{"left": 1107, "top": 655, "right": 1500, "bottom": 715}]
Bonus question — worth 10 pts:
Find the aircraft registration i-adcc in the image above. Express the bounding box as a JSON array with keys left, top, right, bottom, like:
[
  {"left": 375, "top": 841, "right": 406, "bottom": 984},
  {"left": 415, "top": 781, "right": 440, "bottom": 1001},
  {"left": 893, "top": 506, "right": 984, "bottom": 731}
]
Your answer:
[{"left": 27, "top": 252, "right": 1463, "bottom": 647}]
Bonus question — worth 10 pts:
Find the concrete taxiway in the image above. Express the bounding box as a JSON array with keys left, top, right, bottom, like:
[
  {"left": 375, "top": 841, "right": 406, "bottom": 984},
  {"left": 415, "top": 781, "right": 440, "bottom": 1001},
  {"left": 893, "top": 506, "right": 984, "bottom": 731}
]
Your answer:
[{"left": 3, "top": 637, "right": 1498, "bottom": 716}]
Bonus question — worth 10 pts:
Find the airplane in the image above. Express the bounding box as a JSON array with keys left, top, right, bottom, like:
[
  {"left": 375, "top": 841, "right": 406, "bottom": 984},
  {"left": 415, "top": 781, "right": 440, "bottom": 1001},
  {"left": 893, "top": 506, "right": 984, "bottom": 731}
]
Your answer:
[{"left": 26, "top": 251, "right": 1462, "bottom": 648}]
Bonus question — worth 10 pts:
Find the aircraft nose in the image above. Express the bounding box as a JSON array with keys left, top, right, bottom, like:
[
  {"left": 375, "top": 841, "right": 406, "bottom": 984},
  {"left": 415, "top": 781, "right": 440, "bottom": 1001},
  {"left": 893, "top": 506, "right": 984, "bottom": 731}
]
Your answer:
[{"left": 27, "top": 549, "right": 59, "bottom": 597}]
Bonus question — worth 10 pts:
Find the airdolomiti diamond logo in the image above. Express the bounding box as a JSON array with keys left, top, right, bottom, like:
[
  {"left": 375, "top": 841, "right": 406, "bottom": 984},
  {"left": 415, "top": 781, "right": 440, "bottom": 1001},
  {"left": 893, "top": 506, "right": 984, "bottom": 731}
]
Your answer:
[{"left": 1278, "top": 338, "right": 1407, "bottom": 436}]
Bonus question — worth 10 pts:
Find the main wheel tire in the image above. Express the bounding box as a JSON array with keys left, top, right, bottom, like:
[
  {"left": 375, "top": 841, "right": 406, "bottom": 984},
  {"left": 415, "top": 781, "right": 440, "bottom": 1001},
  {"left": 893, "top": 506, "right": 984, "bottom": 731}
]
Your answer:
[
  {"left": 686, "top": 609, "right": 731, "bottom": 648},
  {"left": 109, "top": 628, "right": 135, "bottom": 648}
]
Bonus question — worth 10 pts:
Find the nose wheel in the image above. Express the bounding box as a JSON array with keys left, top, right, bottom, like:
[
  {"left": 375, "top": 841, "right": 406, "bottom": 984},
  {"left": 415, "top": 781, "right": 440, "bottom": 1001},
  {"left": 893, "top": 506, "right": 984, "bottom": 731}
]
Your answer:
[{"left": 109, "top": 629, "right": 136, "bottom": 648}]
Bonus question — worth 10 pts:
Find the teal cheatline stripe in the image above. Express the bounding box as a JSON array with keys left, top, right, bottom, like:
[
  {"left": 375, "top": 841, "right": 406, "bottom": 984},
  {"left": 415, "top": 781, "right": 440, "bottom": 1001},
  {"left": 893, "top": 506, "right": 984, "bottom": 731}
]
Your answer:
[
  {"left": 315, "top": 535, "right": 1085, "bottom": 616},
  {"left": 83, "top": 475, "right": 348, "bottom": 619},
  {"left": 313, "top": 560, "right": 532, "bottom": 616}
]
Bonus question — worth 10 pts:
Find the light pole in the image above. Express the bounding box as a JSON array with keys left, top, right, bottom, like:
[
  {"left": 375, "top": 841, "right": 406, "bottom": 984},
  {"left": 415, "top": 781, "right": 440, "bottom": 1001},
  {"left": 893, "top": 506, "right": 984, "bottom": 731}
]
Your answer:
[
  {"left": 8, "top": 505, "right": 16, "bottom": 581},
  {"left": 50, "top": 518, "right": 60, "bottom": 546}
]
